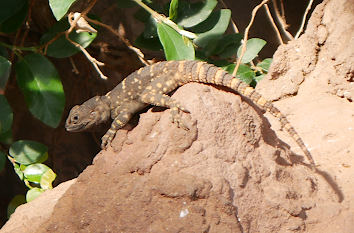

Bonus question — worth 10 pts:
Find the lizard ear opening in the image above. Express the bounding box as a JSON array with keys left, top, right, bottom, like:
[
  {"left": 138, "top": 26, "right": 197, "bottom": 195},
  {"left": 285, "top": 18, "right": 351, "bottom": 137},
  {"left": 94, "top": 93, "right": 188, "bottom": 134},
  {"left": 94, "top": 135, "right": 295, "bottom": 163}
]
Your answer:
[{"left": 90, "top": 111, "right": 98, "bottom": 119}]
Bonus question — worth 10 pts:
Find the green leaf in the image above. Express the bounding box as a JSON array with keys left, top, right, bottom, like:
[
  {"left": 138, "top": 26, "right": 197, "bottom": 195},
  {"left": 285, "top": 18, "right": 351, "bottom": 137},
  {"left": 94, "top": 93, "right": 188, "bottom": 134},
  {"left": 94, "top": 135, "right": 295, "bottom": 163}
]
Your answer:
[
  {"left": 41, "top": 18, "right": 97, "bottom": 58},
  {"left": 255, "top": 74, "right": 265, "bottom": 83},
  {"left": 236, "top": 65, "right": 256, "bottom": 85},
  {"left": 0, "top": 46, "right": 8, "bottom": 58},
  {"left": 20, "top": 163, "right": 27, "bottom": 171},
  {"left": 223, "top": 64, "right": 255, "bottom": 85},
  {"left": 177, "top": 0, "right": 217, "bottom": 28},
  {"left": 9, "top": 140, "right": 48, "bottom": 165},
  {"left": 169, "top": 0, "right": 179, "bottom": 20},
  {"left": 23, "top": 163, "right": 50, "bottom": 183},
  {"left": 0, "top": 0, "right": 25, "bottom": 24},
  {"left": 40, "top": 168, "right": 56, "bottom": 190},
  {"left": 135, "top": 33, "right": 162, "bottom": 51},
  {"left": 0, "top": 0, "right": 28, "bottom": 33},
  {"left": 0, "top": 95, "right": 13, "bottom": 134},
  {"left": 15, "top": 53, "right": 65, "bottom": 128},
  {"left": 26, "top": 188, "right": 45, "bottom": 202},
  {"left": 0, "top": 128, "right": 12, "bottom": 145},
  {"left": 0, "top": 151, "right": 6, "bottom": 172},
  {"left": 257, "top": 58, "right": 272, "bottom": 72},
  {"left": 157, "top": 23, "right": 195, "bottom": 60},
  {"left": 193, "top": 9, "right": 231, "bottom": 49},
  {"left": 13, "top": 162, "right": 24, "bottom": 180},
  {"left": 143, "top": 16, "right": 158, "bottom": 39},
  {"left": 211, "top": 33, "right": 243, "bottom": 58},
  {"left": 7, "top": 195, "right": 26, "bottom": 218},
  {"left": 0, "top": 56, "right": 11, "bottom": 90},
  {"left": 237, "top": 38, "right": 266, "bottom": 63},
  {"left": 116, "top": 0, "right": 137, "bottom": 8},
  {"left": 49, "top": 0, "right": 77, "bottom": 21}
]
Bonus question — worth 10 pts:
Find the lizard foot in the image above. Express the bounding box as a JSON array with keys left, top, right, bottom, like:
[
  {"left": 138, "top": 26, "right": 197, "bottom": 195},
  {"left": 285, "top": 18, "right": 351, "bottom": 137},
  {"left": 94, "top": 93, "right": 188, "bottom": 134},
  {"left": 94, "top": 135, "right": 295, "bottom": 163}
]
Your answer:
[
  {"left": 170, "top": 106, "right": 191, "bottom": 130},
  {"left": 101, "top": 133, "right": 114, "bottom": 149}
]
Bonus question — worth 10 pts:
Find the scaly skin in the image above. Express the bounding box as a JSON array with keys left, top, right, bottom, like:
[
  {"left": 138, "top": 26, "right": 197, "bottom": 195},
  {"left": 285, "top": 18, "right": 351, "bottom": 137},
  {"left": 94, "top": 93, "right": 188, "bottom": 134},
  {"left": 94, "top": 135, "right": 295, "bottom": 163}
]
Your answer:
[{"left": 65, "top": 60, "right": 315, "bottom": 168}]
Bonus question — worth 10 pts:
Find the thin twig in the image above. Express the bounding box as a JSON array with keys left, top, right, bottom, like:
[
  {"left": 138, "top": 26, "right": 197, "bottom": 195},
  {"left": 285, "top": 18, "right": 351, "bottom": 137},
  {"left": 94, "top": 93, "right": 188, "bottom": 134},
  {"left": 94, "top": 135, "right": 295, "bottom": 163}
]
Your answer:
[
  {"left": 82, "top": 0, "right": 98, "bottom": 15},
  {"left": 10, "top": 28, "right": 21, "bottom": 62},
  {"left": 295, "top": 0, "right": 314, "bottom": 39},
  {"left": 66, "top": 36, "right": 107, "bottom": 79},
  {"left": 219, "top": 0, "right": 239, "bottom": 33},
  {"left": 263, "top": 4, "right": 283, "bottom": 44},
  {"left": 233, "top": 0, "right": 269, "bottom": 77},
  {"left": 63, "top": 0, "right": 108, "bottom": 79},
  {"left": 84, "top": 17, "right": 151, "bottom": 66},
  {"left": 0, "top": 41, "right": 37, "bottom": 52},
  {"left": 132, "top": 0, "right": 196, "bottom": 39},
  {"left": 20, "top": 0, "right": 35, "bottom": 47},
  {"left": 280, "top": 0, "right": 285, "bottom": 18},
  {"left": 41, "top": 31, "right": 64, "bottom": 54},
  {"left": 272, "top": 0, "right": 294, "bottom": 41},
  {"left": 69, "top": 56, "right": 79, "bottom": 74}
]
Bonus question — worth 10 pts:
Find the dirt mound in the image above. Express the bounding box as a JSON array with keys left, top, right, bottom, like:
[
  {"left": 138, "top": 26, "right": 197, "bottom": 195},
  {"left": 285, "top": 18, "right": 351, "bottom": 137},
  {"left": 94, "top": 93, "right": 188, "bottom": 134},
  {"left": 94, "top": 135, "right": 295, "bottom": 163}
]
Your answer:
[
  {"left": 1, "top": 0, "right": 353, "bottom": 232},
  {"left": 5, "top": 83, "right": 328, "bottom": 233}
]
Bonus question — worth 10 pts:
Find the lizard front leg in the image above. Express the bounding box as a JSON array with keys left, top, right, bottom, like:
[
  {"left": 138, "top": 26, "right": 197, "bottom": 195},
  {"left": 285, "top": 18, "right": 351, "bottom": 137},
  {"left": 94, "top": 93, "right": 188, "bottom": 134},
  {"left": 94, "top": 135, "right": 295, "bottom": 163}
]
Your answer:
[{"left": 101, "top": 111, "right": 133, "bottom": 149}]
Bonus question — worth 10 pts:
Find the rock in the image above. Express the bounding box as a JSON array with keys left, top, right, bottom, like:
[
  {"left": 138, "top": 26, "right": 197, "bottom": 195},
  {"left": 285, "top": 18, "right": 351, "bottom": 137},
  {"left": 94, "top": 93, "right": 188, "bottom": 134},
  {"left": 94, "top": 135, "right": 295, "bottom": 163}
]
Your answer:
[
  {"left": 1, "top": 179, "right": 75, "bottom": 233},
  {"left": 2, "top": 82, "right": 323, "bottom": 233}
]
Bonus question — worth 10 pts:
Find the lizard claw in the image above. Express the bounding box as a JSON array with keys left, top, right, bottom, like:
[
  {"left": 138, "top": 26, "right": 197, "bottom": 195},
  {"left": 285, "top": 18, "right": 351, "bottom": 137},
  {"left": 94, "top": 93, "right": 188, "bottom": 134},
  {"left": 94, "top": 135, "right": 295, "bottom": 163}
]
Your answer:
[
  {"left": 170, "top": 107, "right": 191, "bottom": 130},
  {"left": 101, "top": 134, "right": 113, "bottom": 149}
]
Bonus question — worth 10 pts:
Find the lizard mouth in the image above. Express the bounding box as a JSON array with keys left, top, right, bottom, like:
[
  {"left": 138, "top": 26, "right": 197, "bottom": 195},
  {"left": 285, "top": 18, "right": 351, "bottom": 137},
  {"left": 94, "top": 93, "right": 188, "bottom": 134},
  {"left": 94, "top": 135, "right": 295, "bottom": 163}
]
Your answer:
[{"left": 65, "top": 122, "right": 88, "bottom": 132}]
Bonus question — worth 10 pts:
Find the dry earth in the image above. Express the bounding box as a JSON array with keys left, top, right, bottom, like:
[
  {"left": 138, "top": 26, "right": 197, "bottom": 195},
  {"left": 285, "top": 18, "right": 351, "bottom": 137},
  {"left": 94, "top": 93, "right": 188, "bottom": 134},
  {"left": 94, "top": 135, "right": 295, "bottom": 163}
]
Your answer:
[{"left": 1, "top": 0, "right": 353, "bottom": 232}]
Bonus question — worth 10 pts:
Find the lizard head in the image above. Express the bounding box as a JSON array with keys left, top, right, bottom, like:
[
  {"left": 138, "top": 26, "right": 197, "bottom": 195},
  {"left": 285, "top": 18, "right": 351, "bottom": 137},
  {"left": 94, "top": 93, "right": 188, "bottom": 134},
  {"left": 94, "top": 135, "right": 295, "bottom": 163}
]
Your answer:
[{"left": 65, "top": 96, "right": 110, "bottom": 132}]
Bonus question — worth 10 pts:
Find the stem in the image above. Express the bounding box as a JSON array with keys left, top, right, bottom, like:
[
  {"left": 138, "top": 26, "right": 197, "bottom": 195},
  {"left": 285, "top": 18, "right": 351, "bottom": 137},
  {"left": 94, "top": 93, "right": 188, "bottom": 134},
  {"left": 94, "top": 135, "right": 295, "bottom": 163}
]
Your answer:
[
  {"left": 295, "top": 0, "right": 314, "bottom": 39},
  {"left": 132, "top": 0, "right": 196, "bottom": 39},
  {"left": 132, "top": 0, "right": 157, "bottom": 16},
  {"left": 272, "top": 0, "right": 294, "bottom": 41},
  {"left": 233, "top": 0, "right": 269, "bottom": 77},
  {"left": 0, "top": 41, "right": 38, "bottom": 52},
  {"left": 264, "top": 4, "right": 283, "bottom": 45},
  {"left": 24, "top": 179, "right": 34, "bottom": 189},
  {"left": 219, "top": 0, "right": 239, "bottom": 33}
]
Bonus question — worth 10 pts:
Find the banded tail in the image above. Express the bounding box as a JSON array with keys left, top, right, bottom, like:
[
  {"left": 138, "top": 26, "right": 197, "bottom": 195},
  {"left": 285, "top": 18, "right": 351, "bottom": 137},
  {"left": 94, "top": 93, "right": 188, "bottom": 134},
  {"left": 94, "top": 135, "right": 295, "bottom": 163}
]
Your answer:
[{"left": 178, "top": 60, "right": 316, "bottom": 168}]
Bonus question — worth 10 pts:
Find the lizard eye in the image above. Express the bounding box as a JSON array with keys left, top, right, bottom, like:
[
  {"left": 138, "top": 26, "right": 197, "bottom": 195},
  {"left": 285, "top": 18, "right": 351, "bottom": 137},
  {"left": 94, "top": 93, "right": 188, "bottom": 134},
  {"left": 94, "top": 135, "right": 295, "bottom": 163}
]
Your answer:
[{"left": 72, "top": 115, "right": 79, "bottom": 123}]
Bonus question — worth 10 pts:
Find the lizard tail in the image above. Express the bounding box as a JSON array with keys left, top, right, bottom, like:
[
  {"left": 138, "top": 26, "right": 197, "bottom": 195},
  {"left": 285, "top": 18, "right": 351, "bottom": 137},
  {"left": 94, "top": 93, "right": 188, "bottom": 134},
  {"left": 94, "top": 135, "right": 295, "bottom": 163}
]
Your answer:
[{"left": 189, "top": 61, "right": 316, "bottom": 168}]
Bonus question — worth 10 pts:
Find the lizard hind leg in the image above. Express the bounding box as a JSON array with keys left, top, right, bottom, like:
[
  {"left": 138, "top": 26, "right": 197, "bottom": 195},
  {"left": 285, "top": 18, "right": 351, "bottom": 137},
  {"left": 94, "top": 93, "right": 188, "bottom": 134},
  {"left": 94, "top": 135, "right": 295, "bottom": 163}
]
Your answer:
[{"left": 140, "top": 91, "right": 191, "bottom": 130}]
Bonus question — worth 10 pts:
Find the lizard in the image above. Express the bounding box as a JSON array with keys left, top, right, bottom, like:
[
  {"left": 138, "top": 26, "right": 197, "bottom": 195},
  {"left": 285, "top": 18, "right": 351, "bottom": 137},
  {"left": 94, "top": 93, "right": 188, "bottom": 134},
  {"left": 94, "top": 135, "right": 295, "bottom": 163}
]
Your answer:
[{"left": 65, "top": 60, "right": 316, "bottom": 168}]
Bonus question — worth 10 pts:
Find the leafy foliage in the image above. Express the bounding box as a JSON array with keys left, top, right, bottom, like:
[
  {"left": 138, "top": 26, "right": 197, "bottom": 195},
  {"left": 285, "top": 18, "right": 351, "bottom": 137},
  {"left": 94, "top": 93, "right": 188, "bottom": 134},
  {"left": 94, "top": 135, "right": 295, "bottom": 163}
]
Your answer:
[
  {"left": 15, "top": 53, "right": 65, "bottom": 128},
  {"left": 176, "top": 0, "right": 218, "bottom": 28},
  {"left": 0, "top": 95, "right": 13, "bottom": 134},
  {"left": 7, "top": 139, "right": 56, "bottom": 215},
  {"left": 0, "top": 0, "right": 27, "bottom": 33},
  {"left": 130, "top": 0, "right": 272, "bottom": 84},
  {"left": 9, "top": 140, "right": 48, "bottom": 165},
  {"left": 237, "top": 38, "right": 266, "bottom": 63},
  {"left": 49, "top": 0, "right": 77, "bottom": 21},
  {"left": 7, "top": 195, "right": 26, "bottom": 218},
  {"left": 40, "top": 18, "right": 97, "bottom": 58},
  {"left": 157, "top": 23, "right": 194, "bottom": 60},
  {"left": 0, "top": 55, "right": 11, "bottom": 90}
]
